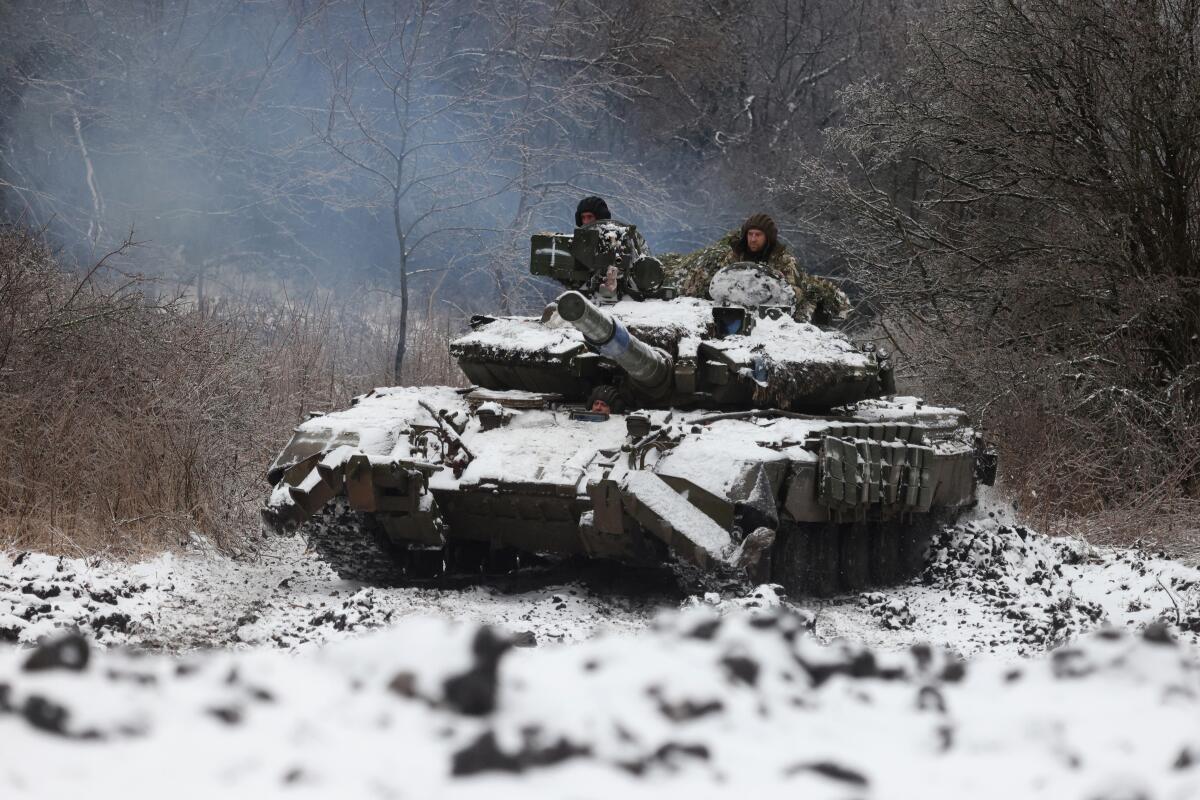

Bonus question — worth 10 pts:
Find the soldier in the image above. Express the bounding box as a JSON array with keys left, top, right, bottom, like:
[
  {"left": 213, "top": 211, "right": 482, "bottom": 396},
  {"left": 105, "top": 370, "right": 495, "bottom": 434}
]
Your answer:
[
  {"left": 679, "top": 213, "right": 849, "bottom": 325},
  {"left": 574, "top": 195, "right": 651, "bottom": 257},
  {"left": 727, "top": 213, "right": 798, "bottom": 275},
  {"left": 575, "top": 196, "right": 611, "bottom": 227}
]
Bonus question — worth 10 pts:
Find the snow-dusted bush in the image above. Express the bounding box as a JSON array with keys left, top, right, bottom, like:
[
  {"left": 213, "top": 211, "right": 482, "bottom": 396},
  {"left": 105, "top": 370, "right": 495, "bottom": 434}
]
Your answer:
[{"left": 783, "top": 0, "right": 1200, "bottom": 545}]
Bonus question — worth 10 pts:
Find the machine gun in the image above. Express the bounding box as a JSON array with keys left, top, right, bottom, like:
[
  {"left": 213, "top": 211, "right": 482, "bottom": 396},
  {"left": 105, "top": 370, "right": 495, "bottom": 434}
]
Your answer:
[{"left": 530, "top": 222, "right": 672, "bottom": 301}]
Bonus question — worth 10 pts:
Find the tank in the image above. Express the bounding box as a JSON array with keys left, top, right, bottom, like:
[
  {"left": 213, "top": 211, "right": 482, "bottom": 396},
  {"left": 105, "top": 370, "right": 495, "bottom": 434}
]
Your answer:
[{"left": 262, "top": 220, "right": 997, "bottom": 596}]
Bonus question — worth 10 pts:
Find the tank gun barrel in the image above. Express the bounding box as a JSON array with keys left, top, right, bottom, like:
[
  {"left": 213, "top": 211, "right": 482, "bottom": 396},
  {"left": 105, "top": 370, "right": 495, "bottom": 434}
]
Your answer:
[{"left": 556, "top": 291, "right": 672, "bottom": 397}]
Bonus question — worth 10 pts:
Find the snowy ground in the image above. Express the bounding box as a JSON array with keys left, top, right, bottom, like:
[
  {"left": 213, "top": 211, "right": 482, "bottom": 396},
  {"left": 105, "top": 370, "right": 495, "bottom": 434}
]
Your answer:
[{"left": 3, "top": 504, "right": 1200, "bottom": 798}]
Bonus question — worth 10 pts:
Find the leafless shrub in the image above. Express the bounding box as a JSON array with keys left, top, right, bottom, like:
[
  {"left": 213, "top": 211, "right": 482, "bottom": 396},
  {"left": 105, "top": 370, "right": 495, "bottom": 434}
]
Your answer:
[
  {"left": 784, "top": 0, "right": 1200, "bottom": 543},
  {"left": 0, "top": 227, "right": 461, "bottom": 556}
]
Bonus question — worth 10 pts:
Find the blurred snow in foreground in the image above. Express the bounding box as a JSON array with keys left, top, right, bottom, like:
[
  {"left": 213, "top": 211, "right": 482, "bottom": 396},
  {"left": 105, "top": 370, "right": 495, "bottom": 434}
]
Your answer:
[
  {"left": 2, "top": 517, "right": 1199, "bottom": 797},
  {"left": 2, "top": 610, "right": 1197, "bottom": 799}
]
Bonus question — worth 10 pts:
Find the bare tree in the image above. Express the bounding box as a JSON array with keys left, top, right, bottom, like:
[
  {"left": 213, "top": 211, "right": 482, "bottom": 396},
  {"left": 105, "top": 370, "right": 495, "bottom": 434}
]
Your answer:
[
  {"left": 305, "top": 0, "right": 523, "bottom": 378},
  {"left": 0, "top": 0, "right": 328, "bottom": 280},
  {"left": 786, "top": 0, "right": 1200, "bottom": 511},
  {"left": 468, "top": 0, "right": 680, "bottom": 313},
  {"left": 593, "top": 0, "right": 913, "bottom": 227},
  {"left": 1, "top": 0, "right": 923, "bottom": 300}
]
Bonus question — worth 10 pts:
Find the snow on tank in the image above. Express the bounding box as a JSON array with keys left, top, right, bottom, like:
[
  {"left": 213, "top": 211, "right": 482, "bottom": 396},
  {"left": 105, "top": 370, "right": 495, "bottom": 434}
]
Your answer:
[{"left": 262, "top": 221, "right": 995, "bottom": 597}]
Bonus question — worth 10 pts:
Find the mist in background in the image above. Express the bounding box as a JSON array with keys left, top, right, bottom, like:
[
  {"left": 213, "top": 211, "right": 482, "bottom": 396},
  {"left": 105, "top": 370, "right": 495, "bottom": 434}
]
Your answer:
[{"left": 0, "top": 0, "right": 916, "bottom": 314}]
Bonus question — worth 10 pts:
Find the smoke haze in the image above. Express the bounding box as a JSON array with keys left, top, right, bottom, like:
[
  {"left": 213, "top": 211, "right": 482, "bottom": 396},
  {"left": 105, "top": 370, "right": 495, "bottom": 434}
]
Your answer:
[{"left": 0, "top": 0, "right": 908, "bottom": 311}]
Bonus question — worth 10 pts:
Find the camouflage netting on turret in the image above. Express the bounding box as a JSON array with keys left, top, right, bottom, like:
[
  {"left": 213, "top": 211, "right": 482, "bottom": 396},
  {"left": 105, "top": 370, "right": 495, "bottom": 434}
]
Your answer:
[
  {"left": 661, "top": 233, "right": 850, "bottom": 325},
  {"left": 660, "top": 232, "right": 739, "bottom": 297},
  {"left": 792, "top": 274, "right": 851, "bottom": 325},
  {"left": 698, "top": 314, "right": 878, "bottom": 409},
  {"left": 450, "top": 318, "right": 584, "bottom": 366}
]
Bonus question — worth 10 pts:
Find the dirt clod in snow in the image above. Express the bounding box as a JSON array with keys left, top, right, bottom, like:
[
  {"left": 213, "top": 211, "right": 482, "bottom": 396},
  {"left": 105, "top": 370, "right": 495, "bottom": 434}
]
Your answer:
[
  {"left": 0, "top": 511, "right": 1199, "bottom": 797},
  {"left": 22, "top": 631, "right": 89, "bottom": 673},
  {"left": 4, "top": 516, "right": 1200, "bottom": 662},
  {"left": 2, "top": 607, "right": 1197, "bottom": 797},
  {"left": 819, "top": 518, "right": 1200, "bottom": 655},
  {"left": 860, "top": 592, "right": 915, "bottom": 629},
  {"left": 0, "top": 510, "right": 1198, "bottom": 795},
  {"left": 442, "top": 627, "right": 513, "bottom": 716}
]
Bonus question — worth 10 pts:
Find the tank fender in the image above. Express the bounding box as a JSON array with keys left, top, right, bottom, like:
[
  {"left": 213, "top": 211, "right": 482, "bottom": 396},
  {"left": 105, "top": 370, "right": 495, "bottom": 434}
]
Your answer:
[
  {"left": 262, "top": 448, "right": 349, "bottom": 533},
  {"left": 266, "top": 429, "right": 360, "bottom": 485}
]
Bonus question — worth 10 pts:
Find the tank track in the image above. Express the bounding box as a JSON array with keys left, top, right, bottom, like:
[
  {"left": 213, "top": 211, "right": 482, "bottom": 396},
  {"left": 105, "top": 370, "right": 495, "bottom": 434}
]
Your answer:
[
  {"left": 300, "top": 499, "right": 529, "bottom": 585},
  {"left": 299, "top": 499, "right": 417, "bottom": 585},
  {"left": 302, "top": 500, "right": 951, "bottom": 596},
  {"left": 770, "top": 516, "right": 949, "bottom": 598}
]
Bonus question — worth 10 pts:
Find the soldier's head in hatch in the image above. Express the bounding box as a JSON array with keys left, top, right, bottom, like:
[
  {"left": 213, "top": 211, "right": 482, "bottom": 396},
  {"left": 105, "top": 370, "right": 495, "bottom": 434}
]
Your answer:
[
  {"left": 575, "top": 196, "right": 611, "bottom": 227},
  {"left": 739, "top": 213, "right": 778, "bottom": 260}
]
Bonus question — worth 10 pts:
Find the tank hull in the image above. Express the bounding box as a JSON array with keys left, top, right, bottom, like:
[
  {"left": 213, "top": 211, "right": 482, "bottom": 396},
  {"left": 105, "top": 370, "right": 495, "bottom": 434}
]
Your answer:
[{"left": 264, "top": 385, "right": 984, "bottom": 596}]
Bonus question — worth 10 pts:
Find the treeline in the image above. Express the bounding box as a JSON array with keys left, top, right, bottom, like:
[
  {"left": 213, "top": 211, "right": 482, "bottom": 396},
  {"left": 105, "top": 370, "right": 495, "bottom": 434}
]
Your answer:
[
  {"left": 0, "top": 1, "right": 916, "bottom": 298},
  {"left": 2, "top": 0, "right": 1198, "bottom": 544},
  {"left": 788, "top": 0, "right": 1200, "bottom": 539},
  {"left": 0, "top": 0, "right": 921, "bottom": 383}
]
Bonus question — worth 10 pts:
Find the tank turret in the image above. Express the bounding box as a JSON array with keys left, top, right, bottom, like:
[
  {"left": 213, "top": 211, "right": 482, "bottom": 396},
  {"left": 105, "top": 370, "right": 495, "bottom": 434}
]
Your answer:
[{"left": 453, "top": 227, "right": 891, "bottom": 412}]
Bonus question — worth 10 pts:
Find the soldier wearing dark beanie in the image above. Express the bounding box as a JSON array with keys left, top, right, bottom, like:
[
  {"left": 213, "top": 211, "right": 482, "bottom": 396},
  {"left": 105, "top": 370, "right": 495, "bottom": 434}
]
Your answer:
[{"left": 575, "top": 196, "right": 611, "bottom": 227}]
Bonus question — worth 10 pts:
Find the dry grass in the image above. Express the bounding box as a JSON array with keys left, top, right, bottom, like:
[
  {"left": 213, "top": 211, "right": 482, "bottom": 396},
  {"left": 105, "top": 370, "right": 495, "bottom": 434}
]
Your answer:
[
  {"left": 993, "top": 402, "right": 1200, "bottom": 560},
  {"left": 0, "top": 227, "right": 463, "bottom": 557}
]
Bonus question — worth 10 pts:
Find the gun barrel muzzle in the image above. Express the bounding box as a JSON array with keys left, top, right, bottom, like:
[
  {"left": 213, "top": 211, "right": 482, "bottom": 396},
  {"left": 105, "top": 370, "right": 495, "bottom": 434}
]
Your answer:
[{"left": 556, "top": 290, "right": 613, "bottom": 343}]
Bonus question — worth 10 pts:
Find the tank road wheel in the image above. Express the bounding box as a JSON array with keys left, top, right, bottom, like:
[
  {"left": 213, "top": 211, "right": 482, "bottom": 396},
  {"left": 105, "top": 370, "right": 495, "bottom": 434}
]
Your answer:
[
  {"left": 868, "top": 521, "right": 902, "bottom": 586},
  {"left": 839, "top": 521, "right": 872, "bottom": 590},
  {"left": 443, "top": 542, "right": 522, "bottom": 576},
  {"left": 300, "top": 499, "right": 411, "bottom": 585},
  {"left": 402, "top": 546, "right": 447, "bottom": 579},
  {"left": 485, "top": 547, "right": 521, "bottom": 575},
  {"left": 445, "top": 540, "right": 489, "bottom": 575}
]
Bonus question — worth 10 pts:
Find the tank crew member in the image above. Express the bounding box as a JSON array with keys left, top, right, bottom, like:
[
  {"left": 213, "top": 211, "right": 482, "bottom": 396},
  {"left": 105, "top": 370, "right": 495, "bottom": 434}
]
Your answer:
[
  {"left": 575, "top": 196, "right": 611, "bottom": 227},
  {"left": 728, "top": 213, "right": 799, "bottom": 275},
  {"left": 574, "top": 195, "right": 651, "bottom": 255},
  {"left": 680, "top": 212, "right": 849, "bottom": 325}
]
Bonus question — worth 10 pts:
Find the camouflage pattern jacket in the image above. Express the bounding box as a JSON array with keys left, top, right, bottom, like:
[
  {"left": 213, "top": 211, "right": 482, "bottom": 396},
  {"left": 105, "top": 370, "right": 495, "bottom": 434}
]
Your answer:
[{"left": 667, "top": 231, "right": 850, "bottom": 325}]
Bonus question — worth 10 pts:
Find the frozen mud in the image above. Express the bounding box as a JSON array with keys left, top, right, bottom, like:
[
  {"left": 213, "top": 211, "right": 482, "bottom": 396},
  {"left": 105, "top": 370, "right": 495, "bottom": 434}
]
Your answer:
[
  {"left": 0, "top": 536, "right": 674, "bottom": 653},
  {"left": 2, "top": 516, "right": 1199, "bottom": 798},
  {"left": 2, "top": 606, "right": 1198, "bottom": 798},
  {"left": 3, "top": 516, "right": 1195, "bottom": 657}
]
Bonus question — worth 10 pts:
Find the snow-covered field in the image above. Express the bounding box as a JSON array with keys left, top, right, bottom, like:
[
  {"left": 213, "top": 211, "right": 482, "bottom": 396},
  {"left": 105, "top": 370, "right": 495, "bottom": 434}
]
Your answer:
[{"left": 3, "top": 507, "right": 1199, "bottom": 798}]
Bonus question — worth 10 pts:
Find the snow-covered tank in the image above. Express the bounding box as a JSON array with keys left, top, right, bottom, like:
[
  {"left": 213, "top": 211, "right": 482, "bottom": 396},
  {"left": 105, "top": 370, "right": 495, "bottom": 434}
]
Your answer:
[{"left": 262, "top": 221, "right": 995, "bottom": 595}]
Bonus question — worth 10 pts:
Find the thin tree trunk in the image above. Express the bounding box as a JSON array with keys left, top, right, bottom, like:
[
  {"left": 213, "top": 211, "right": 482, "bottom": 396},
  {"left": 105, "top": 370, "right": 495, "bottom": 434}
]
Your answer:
[{"left": 393, "top": 184, "right": 408, "bottom": 383}]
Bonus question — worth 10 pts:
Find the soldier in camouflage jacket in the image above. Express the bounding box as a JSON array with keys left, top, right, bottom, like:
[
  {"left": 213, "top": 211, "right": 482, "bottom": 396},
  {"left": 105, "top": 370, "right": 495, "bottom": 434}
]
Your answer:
[{"left": 673, "top": 214, "right": 850, "bottom": 325}]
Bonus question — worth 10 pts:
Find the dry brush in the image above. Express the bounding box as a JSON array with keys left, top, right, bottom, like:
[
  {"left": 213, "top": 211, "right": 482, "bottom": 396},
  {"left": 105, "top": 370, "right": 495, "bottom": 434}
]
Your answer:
[{"left": 0, "top": 227, "right": 461, "bottom": 555}]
